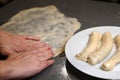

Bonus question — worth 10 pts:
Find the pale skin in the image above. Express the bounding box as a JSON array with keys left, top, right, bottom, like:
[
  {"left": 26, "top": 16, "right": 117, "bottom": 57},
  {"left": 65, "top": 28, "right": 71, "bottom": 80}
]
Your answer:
[
  {"left": 0, "top": 29, "right": 50, "bottom": 56},
  {"left": 0, "top": 29, "right": 55, "bottom": 80}
]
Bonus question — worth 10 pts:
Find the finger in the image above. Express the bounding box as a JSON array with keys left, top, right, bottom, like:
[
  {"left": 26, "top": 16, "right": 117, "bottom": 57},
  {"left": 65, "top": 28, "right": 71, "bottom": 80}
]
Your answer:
[
  {"left": 36, "top": 45, "right": 52, "bottom": 52},
  {"left": 23, "top": 41, "right": 40, "bottom": 50},
  {"left": 26, "top": 41, "right": 52, "bottom": 51},
  {"left": 39, "top": 42, "right": 46, "bottom": 47},
  {"left": 37, "top": 42, "right": 52, "bottom": 49},
  {"left": 21, "top": 35, "right": 40, "bottom": 41},
  {"left": 26, "top": 41, "right": 45, "bottom": 47},
  {"left": 1, "top": 48, "right": 16, "bottom": 56},
  {"left": 30, "top": 42, "right": 46, "bottom": 48},
  {"left": 38, "top": 50, "right": 54, "bottom": 61},
  {"left": 44, "top": 43, "right": 52, "bottom": 49},
  {"left": 22, "top": 49, "right": 42, "bottom": 54},
  {"left": 38, "top": 60, "right": 55, "bottom": 72}
]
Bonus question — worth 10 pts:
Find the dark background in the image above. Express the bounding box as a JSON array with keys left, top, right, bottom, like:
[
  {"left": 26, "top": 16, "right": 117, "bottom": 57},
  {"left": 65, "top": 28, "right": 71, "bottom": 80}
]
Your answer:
[
  {"left": 0, "top": 0, "right": 120, "bottom": 8},
  {"left": 0, "top": 0, "right": 120, "bottom": 80}
]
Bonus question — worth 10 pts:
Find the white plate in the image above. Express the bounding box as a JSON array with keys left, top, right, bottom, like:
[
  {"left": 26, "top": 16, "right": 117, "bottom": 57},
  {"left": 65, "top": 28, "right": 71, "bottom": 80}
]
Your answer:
[{"left": 65, "top": 26, "right": 120, "bottom": 79}]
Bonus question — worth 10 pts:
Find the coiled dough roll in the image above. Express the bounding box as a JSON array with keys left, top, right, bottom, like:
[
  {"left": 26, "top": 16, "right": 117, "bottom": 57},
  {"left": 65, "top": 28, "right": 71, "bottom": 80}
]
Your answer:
[
  {"left": 101, "top": 35, "right": 120, "bottom": 71},
  {"left": 75, "top": 31, "right": 102, "bottom": 61},
  {"left": 88, "top": 32, "right": 113, "bottom": 65}
]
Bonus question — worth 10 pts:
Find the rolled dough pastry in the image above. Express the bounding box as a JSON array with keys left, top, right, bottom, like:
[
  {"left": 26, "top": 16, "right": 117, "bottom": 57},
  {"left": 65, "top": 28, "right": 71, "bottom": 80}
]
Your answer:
[
  {"left": 0, "top": 5, "right": 81, "bottom": 56},
  {"left": 101, "top": 35, "right": 120, "bottom": 71},
  {"left": 88, "top": 32, "right": 113, "bottom": 65},
  {"left": 75, "top": 31, "right": 102, "bottom": 61}
]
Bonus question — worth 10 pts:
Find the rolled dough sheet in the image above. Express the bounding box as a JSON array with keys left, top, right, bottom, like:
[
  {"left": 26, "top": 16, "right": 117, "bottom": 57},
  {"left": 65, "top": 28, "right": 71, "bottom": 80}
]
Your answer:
[{"left": 0, "top": 5, "right": 81, "bottom": 56}]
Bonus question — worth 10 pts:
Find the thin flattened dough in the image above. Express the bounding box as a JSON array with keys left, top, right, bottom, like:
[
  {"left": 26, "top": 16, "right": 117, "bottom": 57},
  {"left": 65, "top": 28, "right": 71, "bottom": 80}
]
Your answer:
[
  {"left": 88, "top": 32, "right": 113, "bottom": 65},
  {"left": 101, "top": 35, "right": 120, "bottom": 71},
  {"left": 0, "top": 5, "right": 81, "bottom": 57},
  {"left": 75, "top": 31, "right": 102, "bottom": 61}
]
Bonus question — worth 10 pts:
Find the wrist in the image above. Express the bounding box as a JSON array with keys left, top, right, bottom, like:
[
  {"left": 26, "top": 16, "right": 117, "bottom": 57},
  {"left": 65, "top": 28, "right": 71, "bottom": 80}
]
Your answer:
[
  {"left": 0, "top": 29, "right": 6, "bottom": 35},
  {"left": 0, "top": 60, "right": 13, "bottom": 80},
  {"left": 0, "top": 29, "right": 9, "bottom": 54},
  {"left": 0, "top": 28, "right": 9, "bottom": 37},
  {"left": 0, "top": 29, "right": 7, "bottom": 43}
]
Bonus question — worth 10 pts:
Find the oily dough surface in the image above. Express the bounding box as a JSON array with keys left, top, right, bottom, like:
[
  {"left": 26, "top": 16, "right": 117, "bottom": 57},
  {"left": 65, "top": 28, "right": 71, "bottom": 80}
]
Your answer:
[{"left": 0, "top": 5, "right": 81, "bottom": 56}]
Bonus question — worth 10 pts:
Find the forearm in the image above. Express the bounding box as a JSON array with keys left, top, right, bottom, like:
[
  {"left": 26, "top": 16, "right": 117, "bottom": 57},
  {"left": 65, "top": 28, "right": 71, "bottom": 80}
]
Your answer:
[
  {"left": 0, "top": 28, "right": 9, "bottom": 53},
  {"left": 0, "top": 28, "right": 6, "bottom": 34},
  {"left": 0, "top": 28, "right": 7, "bottom": 39},
  {"left": 0, "top": 29, "right": 7, "bottom": 53},
  {"left": 0, "top": 60, "right": 13, "bottom": 80}
]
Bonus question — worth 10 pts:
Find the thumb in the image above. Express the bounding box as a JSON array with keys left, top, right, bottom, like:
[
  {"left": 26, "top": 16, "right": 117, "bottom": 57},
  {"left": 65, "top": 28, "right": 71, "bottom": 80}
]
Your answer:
[
  {"left": 20, "top": 35, "right": 40, "bottom": 41},
  {"left": 0, "top": 48, "right": 16, "bottom": 56}
]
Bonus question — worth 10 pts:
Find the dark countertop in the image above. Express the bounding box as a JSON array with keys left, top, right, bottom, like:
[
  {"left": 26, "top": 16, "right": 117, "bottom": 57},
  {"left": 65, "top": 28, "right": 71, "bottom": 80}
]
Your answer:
[{"left": 0, "top": 0, "right": 120, "bottom": 80}]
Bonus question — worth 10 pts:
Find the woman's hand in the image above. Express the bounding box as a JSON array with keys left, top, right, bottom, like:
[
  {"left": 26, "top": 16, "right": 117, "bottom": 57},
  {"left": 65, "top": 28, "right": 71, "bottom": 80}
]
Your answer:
[
  {"left": 0, "top": 29, "right": 49, "bottom": 56},
  {"left": 0, "top": 48, "right": 54, "bottom": 80}
]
